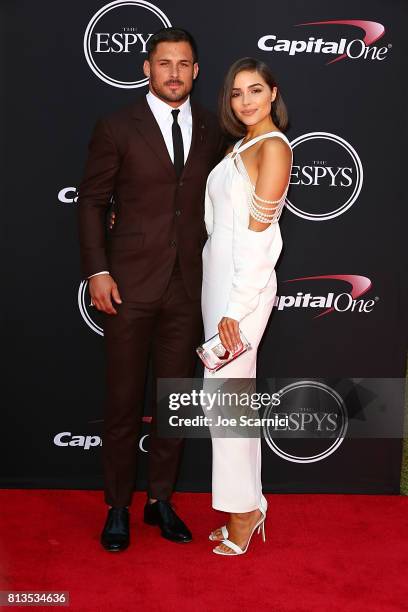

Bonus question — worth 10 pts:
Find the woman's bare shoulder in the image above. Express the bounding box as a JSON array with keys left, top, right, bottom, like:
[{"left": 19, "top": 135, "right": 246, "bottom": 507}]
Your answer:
[{"left": 258, "top": 135, "right": 292, "bottom": 163}]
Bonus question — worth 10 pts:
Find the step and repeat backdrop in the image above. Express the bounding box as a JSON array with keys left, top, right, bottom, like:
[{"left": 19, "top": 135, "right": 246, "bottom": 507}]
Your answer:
[{"left": 3, "top": 0, "right": 408, "bottom": 494}]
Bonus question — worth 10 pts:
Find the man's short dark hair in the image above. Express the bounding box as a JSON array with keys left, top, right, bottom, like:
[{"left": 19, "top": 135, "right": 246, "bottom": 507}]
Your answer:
[{"left": 147, "top": 27, "right": 198, "bottom": 63}]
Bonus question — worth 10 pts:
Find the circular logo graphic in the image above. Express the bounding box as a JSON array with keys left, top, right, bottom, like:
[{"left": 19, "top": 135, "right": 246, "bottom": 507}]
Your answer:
[
  {"left": 139, "top": 434, "right": 149, "bottom": 452},
  {"left": 263, "top": 381, "right": 348, "bottom": 463},
  {"left": 84, "top": 0, "right": 172, "bottom": 89},
  {"left": 78, "top": 280, "right": 104, "bottom": 336},
  {"left": 287, "top": 132, "right": 363, "bottom": 221}
]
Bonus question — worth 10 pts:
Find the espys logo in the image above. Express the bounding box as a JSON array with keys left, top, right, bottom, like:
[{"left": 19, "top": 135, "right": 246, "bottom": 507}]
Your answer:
[
  {"left": 258, "top": 20, "right": 390, "bottom": 64},
  {"left": 83, "top": 0, "right": 172, "bottom": 88},
  {"left": 275, "top": 274, "right": 377, "bottom": 318},
  {"left": 286, "top": 132, "right": 363, "bottom": 221},
  {"left": 263, "top": 381, "right": 348, "bottom": 463},
  {"left": 78, "top": 280, "right": 104, "bottom": 336}
]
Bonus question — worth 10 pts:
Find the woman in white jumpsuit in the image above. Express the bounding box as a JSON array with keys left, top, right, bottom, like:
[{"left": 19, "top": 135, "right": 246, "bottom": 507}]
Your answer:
[{"left": 201, "top": 58, "right": 292, "bottom": 555}]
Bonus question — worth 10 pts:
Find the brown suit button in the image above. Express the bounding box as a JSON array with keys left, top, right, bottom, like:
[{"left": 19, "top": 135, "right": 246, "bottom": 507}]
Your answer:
[
  {"left": 170, "top": 240, "right": 177, "bottom": 248},
  {"left": 179, "top": 180, "right": 184, "bottom": 187},
  {"left": 175, "top": 209, "right": 181, "bottom": 216}
]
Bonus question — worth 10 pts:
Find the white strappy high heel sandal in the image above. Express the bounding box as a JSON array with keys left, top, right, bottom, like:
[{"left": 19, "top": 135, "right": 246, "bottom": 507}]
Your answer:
[
  {"left": 211, "top": 495, "right": 267, "bottom": 556},
  {"left": 209, "top": 524, "right": 229, "bottom": 541}
]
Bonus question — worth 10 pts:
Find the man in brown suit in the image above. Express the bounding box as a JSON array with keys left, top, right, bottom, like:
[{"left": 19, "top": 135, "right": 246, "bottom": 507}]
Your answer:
[{"left": 78, "top": 28, "right": 224, "bottom": 551}]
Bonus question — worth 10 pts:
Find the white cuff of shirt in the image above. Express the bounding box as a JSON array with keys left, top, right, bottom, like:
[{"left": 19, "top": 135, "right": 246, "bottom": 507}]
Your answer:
[
  {"left": 88, "top": 271, "right": 110, "bottom": 279},
  {"left": 224, "top": 303, "right": 248, "bottom": 323}
]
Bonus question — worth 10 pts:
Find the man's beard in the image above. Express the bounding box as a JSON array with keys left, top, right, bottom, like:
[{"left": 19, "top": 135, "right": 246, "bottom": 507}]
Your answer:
[{"left": 150, "top": 78, "right": 191, "bottom": 103}]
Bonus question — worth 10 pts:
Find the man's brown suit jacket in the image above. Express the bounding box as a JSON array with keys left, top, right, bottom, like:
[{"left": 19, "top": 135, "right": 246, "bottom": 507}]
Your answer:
[{"left": 78, "top": 96, "right": 224, "bottom": 302}]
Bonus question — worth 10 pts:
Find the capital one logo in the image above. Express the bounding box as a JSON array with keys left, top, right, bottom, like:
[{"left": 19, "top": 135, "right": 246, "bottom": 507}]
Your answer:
[
  {"left": 263, "top": 381, "right": 348, "bottom": 463},
  {"left": 83, "top": 0, "right": 172, "bottom": 88},
  {"left": 275, "top": 274, "right": 377, "bottom": 318},
  {"left": 54, "top": 431, "right": 149, "bottom": 452},
  {"left": 259, "top": 20, "right": 390, "bottom": 64},
  {"left": 54, "top": 431, "right": 102, "bottom": 450},
  {"left": 287, "top": 132, "right": 363, "bottom": 221},
  {"left": 58, "top": 187, "right": 78, "bottom": 204}
]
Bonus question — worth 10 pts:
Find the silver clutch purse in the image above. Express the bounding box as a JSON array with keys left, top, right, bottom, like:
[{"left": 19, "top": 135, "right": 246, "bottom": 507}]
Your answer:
[{"left": 196, "top": 330, "right": 251, "bottom": 373}]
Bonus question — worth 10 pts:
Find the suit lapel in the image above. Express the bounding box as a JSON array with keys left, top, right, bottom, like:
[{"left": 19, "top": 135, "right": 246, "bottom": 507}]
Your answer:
[
  {"left": 131, "top": 97, "right": 206, "bottom": 180},
  {"left": 132, "top": 97, "right": 175, "bottom": 177},
  {"left": 182, "top": 102, "right": 205, "bottom": 178}
]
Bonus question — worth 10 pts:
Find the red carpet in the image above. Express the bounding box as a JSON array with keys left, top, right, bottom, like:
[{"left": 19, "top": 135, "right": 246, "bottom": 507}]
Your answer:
[{"left": 0, "top": 490, "right": 407, "bottom": 611}]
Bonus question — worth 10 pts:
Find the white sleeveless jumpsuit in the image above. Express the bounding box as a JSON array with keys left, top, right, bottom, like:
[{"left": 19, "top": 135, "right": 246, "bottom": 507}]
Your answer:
[{"left": 201, "top": 132, "right": 292, "bottom": 512}]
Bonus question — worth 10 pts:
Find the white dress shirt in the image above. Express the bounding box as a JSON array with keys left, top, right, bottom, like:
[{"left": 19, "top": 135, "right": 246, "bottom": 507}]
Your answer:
[
  {"left": 89, "top": 91, "right": 193, "bottom": 279},
  {"left": 146, "top": 90, "right": 192, "bottom": 163}
]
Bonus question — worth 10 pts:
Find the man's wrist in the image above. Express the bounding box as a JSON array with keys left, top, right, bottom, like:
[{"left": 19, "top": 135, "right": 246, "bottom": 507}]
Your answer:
[{"left": 88, "top": 271, "right": 110, "bottom": 279}]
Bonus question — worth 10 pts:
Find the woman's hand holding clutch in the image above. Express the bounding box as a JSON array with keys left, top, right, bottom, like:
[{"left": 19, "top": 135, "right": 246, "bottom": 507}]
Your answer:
[{"left": 218, "top": 317, "right": 242, "bottom": 353}]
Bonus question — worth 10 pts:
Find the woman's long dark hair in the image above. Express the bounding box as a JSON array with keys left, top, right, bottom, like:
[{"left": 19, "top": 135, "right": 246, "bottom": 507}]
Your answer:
[{"left": 219, "top": 57, "right": 288, "bottom": 137}]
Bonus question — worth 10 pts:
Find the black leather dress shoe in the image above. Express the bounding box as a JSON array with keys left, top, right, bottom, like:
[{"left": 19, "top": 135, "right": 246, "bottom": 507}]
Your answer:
[
  {"left": 100, "top": 507, "right": 130, "bottom": 552},
  {"left": 144, "top": 500, "right": 192, "bottom": 543}
]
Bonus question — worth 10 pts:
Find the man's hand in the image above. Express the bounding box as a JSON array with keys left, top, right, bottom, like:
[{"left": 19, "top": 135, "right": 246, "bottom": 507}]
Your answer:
[
  {"left": 218, "top": 317, "right": 241, "bottom": 353},
  {"left": 89, "top": 274, "right": 122, "bottom": 315}
]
